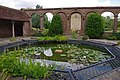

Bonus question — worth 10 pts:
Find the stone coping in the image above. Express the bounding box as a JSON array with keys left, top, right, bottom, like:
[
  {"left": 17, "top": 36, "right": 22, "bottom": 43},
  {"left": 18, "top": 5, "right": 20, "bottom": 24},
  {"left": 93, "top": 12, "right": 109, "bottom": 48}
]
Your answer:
[
  {"left": 93, "top": 67, "right": 120, "bottom": 80},
  {"left": 34, "top": 59, "right": 84, "bottom": 70}
]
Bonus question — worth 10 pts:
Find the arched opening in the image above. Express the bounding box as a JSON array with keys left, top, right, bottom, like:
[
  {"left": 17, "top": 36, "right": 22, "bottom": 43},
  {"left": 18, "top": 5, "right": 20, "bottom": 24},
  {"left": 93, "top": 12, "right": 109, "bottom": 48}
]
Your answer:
[
  {"left": 86, "top": 11, "right": 98, "bottom": 18},
  {"left": 70, "top": 13, "right": 81, "bottom": 33},
  {"left": 117, "top": 13, "right": 120, "bottom": 32},
  {"left": 101, "top": 12, "right": 114, "bottom": 33},
  {"left": 57, "top": 12, "right": 67, "bottom": 35},
  {"left": 43, "top": 12, "right": 53, "bottom": 29},
  {"left": 31, "top": 13, "right": 40, "bottom": 29}
]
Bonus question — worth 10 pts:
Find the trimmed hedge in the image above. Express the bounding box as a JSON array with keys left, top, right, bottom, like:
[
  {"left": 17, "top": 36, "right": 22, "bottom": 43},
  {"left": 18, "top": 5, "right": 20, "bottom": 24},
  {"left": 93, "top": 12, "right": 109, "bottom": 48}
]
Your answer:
[
  {"left": 85, "top": 13, "right": 104, "bottom": 38},
  {"left": 37, "top": 36, "right": 68, "bottom": 41}
]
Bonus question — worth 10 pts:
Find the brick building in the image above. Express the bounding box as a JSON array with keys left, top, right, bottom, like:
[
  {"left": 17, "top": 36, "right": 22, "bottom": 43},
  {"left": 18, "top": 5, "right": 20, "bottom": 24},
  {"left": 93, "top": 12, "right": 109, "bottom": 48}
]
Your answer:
[
  {"left": 1, "top": 5, "right": 120, "bottom": 37},
  {"left": 0, "top": 5, "right": 31, "bottom": 37}
]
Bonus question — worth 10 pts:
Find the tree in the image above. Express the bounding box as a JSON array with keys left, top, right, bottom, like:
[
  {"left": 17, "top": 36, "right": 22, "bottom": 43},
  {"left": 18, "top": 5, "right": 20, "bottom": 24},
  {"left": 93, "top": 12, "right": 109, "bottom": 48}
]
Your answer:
[
  {"left": 44, "top": 15, "right": 51, "bottom": 29},
  {"left": 36, "top": 4, "right": 43, "bottom": 9},
  {"left": 49, "top": 15, "right": 63, "bottom": 36},
  {"left": 102, "top": 16, "right": 114, "bottom": 31},
  {"left": 85, "top": 13, "right": 104, "bottom": 38}
]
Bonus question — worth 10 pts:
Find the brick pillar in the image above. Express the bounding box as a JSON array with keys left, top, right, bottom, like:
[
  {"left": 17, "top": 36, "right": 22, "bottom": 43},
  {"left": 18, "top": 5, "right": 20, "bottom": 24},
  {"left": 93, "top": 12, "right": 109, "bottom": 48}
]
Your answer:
[
  {"left": 29, "top": 17, "right": 32, "bottom": 30},
  {"left": 23, "top": 21, "right": 31, "bottom": 36},
  {"left": 40, "top": 15, "right": 44, "bottom": 29},
  {"left": 113, "top": 14, "right": 118, "bottom": 33},
  {"left": 12, "top": 21, "right": 15, "bottom": 37},
  {"left": 67, "top": 16, "right": 70, "bottom": 35},
  {"left": 81, "top": 15, "right": 86, "bottom": 35}
]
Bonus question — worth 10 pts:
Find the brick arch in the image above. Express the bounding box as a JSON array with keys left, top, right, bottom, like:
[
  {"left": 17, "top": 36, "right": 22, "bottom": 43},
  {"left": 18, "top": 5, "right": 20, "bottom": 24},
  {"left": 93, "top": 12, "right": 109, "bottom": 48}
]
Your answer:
[
  {"left": 56, "top": 12, "right": 68, "bottom": 35},
  {"left": 29, "top": 12, "right": 41, "bottom": 17},
  {"left": 24, "top": 7, "right": 120, "bottom": 35},
  {"left": 31, "top": 13, "right": 41, "bottom": 16},
  {"left": 42, "top": 11, "right": 54, "bottom": 16},
  {"left": 101, "top": 10, "right": 116, "bottom": 15},
  {"left": 85, "top": 10, "right": 100, "bottom": 16},
  {"left": 31, "top": 13, "right": 40, "bottom": 29},
  {"left": 55, "top": 12, "right": 67, "bottom": 17},
  {"left": 42, "top": 12, "right": 54, "bottom": 20},
  {"left": 70, "top": 12, "right": 82, "bottom": 17}
]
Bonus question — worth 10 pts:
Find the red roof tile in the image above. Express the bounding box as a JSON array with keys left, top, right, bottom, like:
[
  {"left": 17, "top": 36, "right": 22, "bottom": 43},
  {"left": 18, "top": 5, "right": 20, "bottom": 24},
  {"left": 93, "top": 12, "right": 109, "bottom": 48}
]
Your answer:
[{"left": 0, "top": 5, "right": 29, "bottom": 21}]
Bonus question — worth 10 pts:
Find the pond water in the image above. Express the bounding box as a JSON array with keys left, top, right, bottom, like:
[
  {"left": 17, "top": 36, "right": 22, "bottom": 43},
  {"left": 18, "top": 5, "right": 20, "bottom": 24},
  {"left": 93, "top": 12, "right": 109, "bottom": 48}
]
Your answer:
[{"left": 7, "top": 43, "right": 112, "bottom": 66}]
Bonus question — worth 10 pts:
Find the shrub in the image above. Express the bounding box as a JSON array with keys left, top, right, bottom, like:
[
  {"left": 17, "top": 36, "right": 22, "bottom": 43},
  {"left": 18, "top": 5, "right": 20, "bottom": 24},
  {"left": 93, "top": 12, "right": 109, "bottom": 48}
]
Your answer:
[
  {"left": 117, "top": 41, "right": 120, "bottom": 46},
  {"left": 0, "top": 51, "right": 55, "bottom": 79},
  {"left": 32, "top": 28, "right": 42, "bottom": 37},
  {"left": 107, "top": 35, "right": 117, "bottom": 40},
  {"left": 34, "top": 32, "right": 42, "bottom": 37},
  {"left": 85, "top": 13, "right": 104, "bottom": 38},
  {"left": 37, "top": 36, "right": 68, "bottom": 41},
  {"left": 9, "top": 37, "right": 16, "bottom": 42},
  {"left": 49, "top": 15, "right": 63, "bottom": 36},
  {"left": 54, "top": 35, "right": 68, "bottom": 41},
  {"left": 37, "top": 36, "right": 54, "bottom": 41},
  {"left": 41, "top": 28, "right": 49, "bottom": 36},
  {"left": 37, "top": 37, "right": 45, "bottom": 41},
  {"left": 113, "top": 32, "right": 120, "bottom": 40},
  {"left": 71, "top": 29, "right": 78, "bottom": 39},
  {"left": 82, "top": 35, "right": 89, "bottom": 40}
]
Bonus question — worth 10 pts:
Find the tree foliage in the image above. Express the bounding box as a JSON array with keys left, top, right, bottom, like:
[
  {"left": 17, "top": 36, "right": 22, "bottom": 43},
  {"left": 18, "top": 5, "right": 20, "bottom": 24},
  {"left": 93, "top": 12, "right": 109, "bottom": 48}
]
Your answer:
[
  {"left": 117, "top": 20, "right": 120, "bottom": 28},
  {"left": 31, "top": 5, "right": 42, "bottom": 29},
  {"left": 36, "top": 4, "right": 43, "bottom": 9},
  {"left": 32, "top": 14, "right": 40, "bottom": 28},
  {"left": 85, "top": 13, "right": 104, "bottom": 38},
  {"left": 48, "top": 15, "right": 63, "bottom": 36},
  {"left": 102, "top": 16, "right": 114, "bottom": 31},
  {"left": 44, "top": 15, "right": 51, "bottom": 29}
]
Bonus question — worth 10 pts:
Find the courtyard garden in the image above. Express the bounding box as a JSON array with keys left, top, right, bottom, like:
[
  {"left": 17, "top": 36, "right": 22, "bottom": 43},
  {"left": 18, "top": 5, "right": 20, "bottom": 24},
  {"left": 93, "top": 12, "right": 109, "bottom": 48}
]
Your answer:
[{"left": 0, "top": 12, "right": 120, "bottom": 80}]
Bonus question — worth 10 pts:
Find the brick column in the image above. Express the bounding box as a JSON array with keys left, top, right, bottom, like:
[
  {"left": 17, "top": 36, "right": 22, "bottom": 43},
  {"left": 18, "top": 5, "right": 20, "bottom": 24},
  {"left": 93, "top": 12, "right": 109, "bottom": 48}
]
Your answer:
[
  {"left": 12, "top": 21, "right": 15, "bottom": 37},
  {"left": 40, "top": 15, "right": 44, "bottom": 29},
  {"left": 29, "top": 17, "right": 32, "bottom": 30},
  {"left": 23, "top": 21, "right": 31, "bottom": 36},
  {"left": 113, "top": 14, "right": 118, "bottom": 33},
  {"left": 67, "top": 16, "right": 71, "bottom": 35},
  {"left": 81, "top": 15, "right": 86, "bottom": 35}
]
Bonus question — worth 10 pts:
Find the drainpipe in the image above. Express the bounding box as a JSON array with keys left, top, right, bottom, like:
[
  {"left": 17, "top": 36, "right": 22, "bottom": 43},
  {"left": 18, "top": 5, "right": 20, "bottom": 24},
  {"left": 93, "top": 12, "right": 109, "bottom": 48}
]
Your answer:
[{"left": 12, "top": 21, "right": 15, "bottom": 37}]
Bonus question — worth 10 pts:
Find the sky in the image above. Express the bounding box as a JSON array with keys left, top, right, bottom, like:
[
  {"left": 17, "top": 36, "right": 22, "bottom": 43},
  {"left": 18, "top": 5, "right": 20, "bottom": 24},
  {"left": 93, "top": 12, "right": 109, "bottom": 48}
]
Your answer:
[
  {"left": 0, "top": 0, "right": 120, "bottom": 9},
  {"left": 0, "top": 0, "right": 120, "bottom": 20}
]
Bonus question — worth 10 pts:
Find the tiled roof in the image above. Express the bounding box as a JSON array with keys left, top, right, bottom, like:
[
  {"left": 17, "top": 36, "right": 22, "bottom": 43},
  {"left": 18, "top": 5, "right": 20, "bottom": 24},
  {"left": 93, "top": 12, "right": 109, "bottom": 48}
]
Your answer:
[{"left": 0, "top": 5, "right": 29, "bottom": 21}]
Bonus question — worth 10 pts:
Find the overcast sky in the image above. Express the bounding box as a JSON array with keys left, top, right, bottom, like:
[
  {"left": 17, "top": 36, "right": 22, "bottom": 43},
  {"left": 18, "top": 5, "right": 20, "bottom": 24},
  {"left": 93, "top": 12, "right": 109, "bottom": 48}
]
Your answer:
[{"left": 0, "top": 0, "right": 120, "bottom": 9}]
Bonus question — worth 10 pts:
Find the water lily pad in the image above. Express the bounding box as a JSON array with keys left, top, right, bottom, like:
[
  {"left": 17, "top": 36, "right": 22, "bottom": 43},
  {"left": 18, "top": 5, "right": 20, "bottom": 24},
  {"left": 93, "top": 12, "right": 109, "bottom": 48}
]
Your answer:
[
  {"left": 60, "top": 54, "right": 66, "bottom": 57},
  {"left": 70, "top": 59, "right": 77, "bottom": 62},
  {"left": 74, "top": 52, "right": 80, "bottom": 55},
  {"left": 70, "top": 54, "right": 75, "bottom": 57}
]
